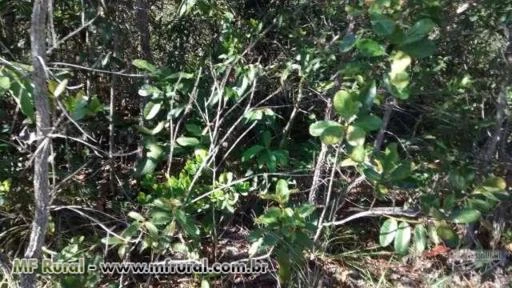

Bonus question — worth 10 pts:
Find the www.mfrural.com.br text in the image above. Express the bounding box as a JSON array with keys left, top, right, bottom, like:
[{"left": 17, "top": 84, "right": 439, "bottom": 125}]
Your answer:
[{"left": 12, "top": 258, "right": 269, "bottom": 275}]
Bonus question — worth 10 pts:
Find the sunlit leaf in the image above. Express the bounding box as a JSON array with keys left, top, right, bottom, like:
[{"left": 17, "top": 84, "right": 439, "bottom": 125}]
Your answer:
[
  {"left": 394, "top": 221, "right": 411, "bottom": 255},
  {"left": 346, "top": 125, "right": 366, "bottom": 146},
  {"left": 450, "top": 208, "right": 481, "bottom": 224},
  {"left": 379, "top": 218, "right": 398, "bottom": 247},
  {"left": 356, "top": 39, "right": 386, "bottom": 57}
]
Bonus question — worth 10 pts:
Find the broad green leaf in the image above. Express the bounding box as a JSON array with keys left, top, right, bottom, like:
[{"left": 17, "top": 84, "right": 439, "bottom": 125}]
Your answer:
[
  {"left": 135, "top": 140, "right": 163, "bottom": 175},
  {"left": 144, "top": 221, "right": 159, "bottom": 235},
  {"left": 413, "top": 224, "right": 427, "bottom": 253},
  {"left": 394, "top": 221, "right": 411, "bottom": 255},
  {"left": 176, "top": 136, "right": 200, "bottom": 147},
  {"left": 350, "top": 145, "right": 366, "bottom": 162},
  {"left": 138, "top": 84, "right": 157, "bottom": 97},
  {"left": 388, "top": 162, "right": 412, "bottom": 181},
  {"left": 296, "top": 204, "right": 316, "bottom": 218},
  {"left": 132, "top": 59, "right": 157, "bottom": 73},
  {"left": 128, "top": 211, "right": 145, "bottom": 222},
  {"left": 0, "top": 76, "right": 10, "bottom": 90},
  {"left": 185, "top": 123, "right": 203, "bottom": 136},
  {"left": 346, "top": 125, "right": 366, "bottom": 146},
  {"left": 201, "top": 280, "right": 210, "bottom": 288},
  {"left": 147, "top": 141, "right": 163, "bottom": 159},
  {"left": 340, "top": 34, "right": 357, "bottom": 52},
  {"left": 356, "top": 39, "right": 386, "bottom": 57},
  {"left": 144, "top": 102, "right": 162, "bottom": 120},
  {"left": 341, "top": 158, "right": 358, "bottom": 167},
  {"left": 371, "top": 14, "right": 396, "bottom": 36},
  {"left": 276, "top": 179, "right": 289, "bottom": 203},
  {"left": 175, "top": 209, "right": 200, "bottom": 237},
  {"left": 403, "top": 18, "right": 435, "bottom": 45},
  {"left": 258, "top": 207, "right": 281, "bottom": 225},
  {"left": 309, "top": 120, "right": 342, "bottom": 137},
  {"left": 355, "top": 114, "right": 382, "bottom": 131},
  {"left": 482, "top": 177, "right": 506, "bottom": 191},
  {"left": 379, "top": 218, "right": 398, "bottom": 247},
  {"left": 242, "top": 145, "right": 264, "bottom": 162},
  {"left": 400, "top": 39, "right": 436, "bottom": 58},
  {"left": 436, "top": 225, "right": 458, "bottom": 247},
  {"left": 20, "top": 90, "right": 34, "bottom": 119},
  {"left": 244, "top": 109, "right": 263, "bottom": 121},
  {"left": 390, "top": 51, "right": 411, "bottom": 78},
  {"left": 320, "top": 125, "right": 344, "bottom": 145},
  {"left": 333, "top": 90, "right": 361, "bottom": 120},
  {"left": 468, "top": 197, "right": 496, "bottom": 212},
  {"left": 150, "top": 210, "right": 174, "bottom": 225},
  {"left": 388, "top": 52, "right": 412, "bottom": 99},
  {"left": 450, "top": 208, "right": 481, "bottom": 224},
  {"left": 363, "top": 166, "right": 382, "bottom": 182},
  {"left": 359, "top": 80, "right": 377, "bottom": 109},
  {"left": 137, "top": 121, "right": 165, "bottom": 135},
  {"left": 443, "top": 193, "right": 457, "bottom": 211}
]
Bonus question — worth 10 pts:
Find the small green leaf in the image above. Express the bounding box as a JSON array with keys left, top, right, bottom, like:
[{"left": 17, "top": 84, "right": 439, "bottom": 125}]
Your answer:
[
  {"left": 276, "top": 179, "right": 289, "bottom": 203},
  {"left": 132, "top": 59, "right": 157, "bottom": 73},
  {"left": 20, "top": 90, "right": 34, "bottom": 119},
  {"left": 394, "top": 221, "right": 411, "bottom": 255},
  {"left": 379, "top": 218, "right": 398, "bottom": 247},
  {"left": 359, "top": 80, "right": 377, "bottom": 110},
  {"left": 400, "top": 39, "right": 436, "bottom": 58},
  {"left": 468, "top": 197, "right": 496, "bottom": 212},
  {"left": 144, "top": 102, "right": 162, "bottom": 120},
  {"left": 128, "top": 211, "right": 145, "bottom": 222},
  {"left": 356, "top": 39, "right": 386, "bottom": 57},
  {"left": 176, "top": 136, "right": 200, "bottom": 147},
  {"left": 309, "top": 120, "right": 342, "bottom": 137},
  {"left": 333, "top": 90, "right": 361, "bottom": 120},
  {"left": 482, "top": 177, "right": 507, "bottom": 191},
  {"left": 436, "top": 225, "right": 458, "bottom": 247},
  {"left": 144, "top": 221, "right": 159, "bottom": 235},
  {"left": 147, "top": 142, "right": 163, "bottom": 159},
  {"left": 137, "top": 121, "right": 165, "bottom": 135},
  {"left": 355, "top": 114, "right": 382, "bottom": 131},
  {"left": 340, "top": 34, "right": 357, "bottom": 52},
  {"left": 258, "top": 207, "right": 281, "bottom": 225},
  {"left": 403, "top": 18, "right": 435, "bottom": 45},
  {"left": 413, "top": 224, "right": 427, "bottom": 253},
  {"left": 242, "top": 145, "right": 264, "bottom": 162},
  {"left": 450, "top": 208, "right": 481, "bottom": 224},
  {"left": 0, "top": 76, "right": 10, "bottom": 90},
  {"left": 371, "top": 13, "right": 396, "bottom": 36},
  {"left": 320, "top": 125, "right": 344, "bottom": 145},
  {"left": 346, "top": 125, "right": 366, "bottom": 146},
  {"left": 388, "top": 162, "right": 412, "bottom": 181},
  {"left": 350, "top": 145, "right": 366, "bottom": 162}
]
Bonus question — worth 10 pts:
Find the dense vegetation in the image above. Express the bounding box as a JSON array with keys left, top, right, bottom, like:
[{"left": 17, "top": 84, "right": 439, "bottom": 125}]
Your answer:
[{"left": 1, "top": 0, "right": 512, "bottom": 287}]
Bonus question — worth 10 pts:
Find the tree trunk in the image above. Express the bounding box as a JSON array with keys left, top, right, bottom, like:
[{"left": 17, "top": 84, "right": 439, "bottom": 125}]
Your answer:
[{"left": 21, "top": 0, "right": 51, "bottom": 287}]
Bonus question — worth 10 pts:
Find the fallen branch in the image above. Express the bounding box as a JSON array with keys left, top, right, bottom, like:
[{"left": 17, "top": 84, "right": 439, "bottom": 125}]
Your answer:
[{"left": 322, "top": 207, "right": 421, "bottom": 227}]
